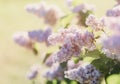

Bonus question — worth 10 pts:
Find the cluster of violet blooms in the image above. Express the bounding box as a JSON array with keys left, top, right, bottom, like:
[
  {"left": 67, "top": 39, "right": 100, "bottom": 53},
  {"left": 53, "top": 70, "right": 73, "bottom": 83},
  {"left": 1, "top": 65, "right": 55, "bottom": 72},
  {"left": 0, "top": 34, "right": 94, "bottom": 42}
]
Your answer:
[
  {"left": 48, "top": 25, "right": 95, "bottom": 63},
  {"left": 101, "top": 0, "right": 120, "bottom": 61},
  {"left": 13, "top": 27, "right": 52, "bottom": 55},
  {"left": 12, "top": 0, "right": 120, "bottom": 84},
  {"left": 25, "top": 2, "right": 64, "bottom": 26}
]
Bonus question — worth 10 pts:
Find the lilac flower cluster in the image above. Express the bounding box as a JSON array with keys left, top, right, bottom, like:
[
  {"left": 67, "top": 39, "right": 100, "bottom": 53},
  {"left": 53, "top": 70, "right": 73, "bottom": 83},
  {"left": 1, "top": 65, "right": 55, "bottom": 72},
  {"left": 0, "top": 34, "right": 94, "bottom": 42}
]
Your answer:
[
  {"left": 103, "top": 17, "right": 120, "bottom": 34},
  {"left": 13, "top": 31, "right": 34, "bottom": 49},
  {"left": 25, "top": 2, "right": 47, "bottom": 17},
  {"left": 28, "top": 27, "right": 52, "bottom": 46},
  {"left": 106, "top": 5, "right": 120, "bottom": 17},
  {"left": 48, "top": 26, "right": 78, "bottom": 45},
  {"left": 65, "top": 0, "right": 95, "bottom": 13},
  {"left": 86, "top": 14, "right": 105, "bottom": 31},
  {"left": 65, "top": 0, "right": 95, "bottom": 26},
  {"left": 25, "top": 2, "right": 63, "bottom": 25},
  {"left": 67, "top": 60, "right": 82, "bottom": 70},
  {"left": 101, "top": 34, "right": 120, "bottom": 61},
  {"left": 26, "top": 64, "right": 39, "bottom": 80},
  {"left": 44, "top": 6, "right": 63, "bottom": 26},
  {"left": 45, "top": 52, "right": 57, "bottom": 67},
  {"left": 44, "top": 63, "right": 64, "bottom": 80},
  {"left": 72, "top": 3, "right": 95, "bottom": 13},
  {"left": 48, "top": 26, "right": 95, "bottom": 63},
  {"left": 64, "top": 63, "right": 101, "bottom": 84}
]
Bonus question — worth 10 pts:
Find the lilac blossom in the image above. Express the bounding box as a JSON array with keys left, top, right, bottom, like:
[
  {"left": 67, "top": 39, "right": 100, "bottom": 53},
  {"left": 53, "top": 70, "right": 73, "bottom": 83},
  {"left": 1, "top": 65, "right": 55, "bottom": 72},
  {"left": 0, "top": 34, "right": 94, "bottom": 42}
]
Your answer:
[
  {"left": 104, "top": 17, "right": 120, "bottom": 33},
  {"left": 26, "top": 64, "right": 39, "bottom": 80},
  {"left": 25, "top": 2, "right": 63, "bottom": 25},
  {"left": 28, "top": 27, "right": 52, "bottom": 46},
  {"left": 69, "top": 3, "right": 95, "bottom": 26},
  {"left": 101, "top": 34, "right": 120, "bottom": 61},
  {"left": 45, "top": 52, "right": 57, "bottom": 67},
  {"left": 72, "top": 3, "right": 95, "bottom": 13},
  {"left": 86, "top": 14, "right": 106, "bottom": 31},
  {"left": 67, "top": 60, "right": 82, "bottom": 70},
  {"left": 44, "top": 63, "right": 64, "bottom": 80},
  {"left": 25, "top": 2, "right": 47, "bottom": 17},
  {"left": 13, "top": 31, "right": 34, "bottom": 49},
  {"left": 64, "top": 63, "right": 101, "bottom": 84},
  {"left": 106, "top": 5, "right": 120, "bottom": 17},
  {"left": 44, "top": 5, "right": 64, "bottom": 25},
  {"left": 48, "top": 26, "right": 78, "bottom": 45},
  {"left": 49, "top": 25, "right": 95, "bottom": 63}
]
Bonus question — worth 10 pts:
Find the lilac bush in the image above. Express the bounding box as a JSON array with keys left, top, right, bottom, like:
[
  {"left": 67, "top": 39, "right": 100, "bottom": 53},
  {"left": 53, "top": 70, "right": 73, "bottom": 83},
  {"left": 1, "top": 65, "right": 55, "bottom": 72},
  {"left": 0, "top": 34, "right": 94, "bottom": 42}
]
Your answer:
[{"left": 13, "top": 0, "right": 120, "bottom": 84}]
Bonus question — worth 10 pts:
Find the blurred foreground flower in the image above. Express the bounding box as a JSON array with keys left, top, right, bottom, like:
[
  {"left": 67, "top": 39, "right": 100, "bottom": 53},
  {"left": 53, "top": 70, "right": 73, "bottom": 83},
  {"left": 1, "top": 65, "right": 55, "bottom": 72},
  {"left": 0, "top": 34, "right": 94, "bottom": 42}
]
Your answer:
[
  {"left": 106, "top": 5, "right": 120, "bottom": 17},
  {"left": 101, "top": 34, "right": 120, "bottom": 61},
  {"left": 104, "top": 17, "right": 120, "bottom": 34}
]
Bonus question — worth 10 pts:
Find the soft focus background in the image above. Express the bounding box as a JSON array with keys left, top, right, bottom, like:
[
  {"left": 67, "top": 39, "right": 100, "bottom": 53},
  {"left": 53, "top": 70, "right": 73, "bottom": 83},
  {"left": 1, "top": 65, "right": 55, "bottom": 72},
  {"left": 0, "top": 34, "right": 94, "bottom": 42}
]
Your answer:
[{"left": 0, "top": 0, "right": 115, "bottom": 84}]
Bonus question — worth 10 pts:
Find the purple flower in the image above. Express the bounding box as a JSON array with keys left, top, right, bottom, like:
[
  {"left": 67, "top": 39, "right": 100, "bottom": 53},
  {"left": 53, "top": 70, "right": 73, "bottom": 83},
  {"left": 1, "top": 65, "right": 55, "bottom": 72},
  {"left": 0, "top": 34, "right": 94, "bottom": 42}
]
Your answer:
[
  {"left": 49, "top": 25, "right": 95, "bottom": 63},
  {"left": 86, "top": 14, "right": 105, "bottom": 31},
  {"left": 25, "top": 2, "right": 47, "bottom": 17},
  {"left": 13, "top": 31, "right": 34, "bottom": 49},
  {"left": 65, "top": 63, "right": 101, "bottom": 84},
  {"left": 25, "top": 2, "right": 64, "bottom": 26},
  {"left": 72, "top": 3, "right": 95, "bottom": 13},
  {"left": 106, "top": 5, "right": 120, "bottom": 17},
  {"left": 45, "top": 52, "right": 57, "bottom": 67},
  {"left": 101, "top": 34, "right": 120, "bottom": 61},
  {"left": 26, "top": 64, "right": 39, "bottom": 80},
  {"left": 28, "top": 27, "right": 52, "bottom": 46},
  {"left": 44, "top": 63, "right": 64, "bottom": 80}
]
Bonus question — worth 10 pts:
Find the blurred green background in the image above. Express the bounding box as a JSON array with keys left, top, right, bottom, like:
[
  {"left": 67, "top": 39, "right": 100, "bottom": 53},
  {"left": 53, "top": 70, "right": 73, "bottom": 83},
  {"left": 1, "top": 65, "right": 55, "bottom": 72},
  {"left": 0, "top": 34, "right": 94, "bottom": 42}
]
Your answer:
[{"left": 0, "top": 0, "right": 115, "bottom": 84}]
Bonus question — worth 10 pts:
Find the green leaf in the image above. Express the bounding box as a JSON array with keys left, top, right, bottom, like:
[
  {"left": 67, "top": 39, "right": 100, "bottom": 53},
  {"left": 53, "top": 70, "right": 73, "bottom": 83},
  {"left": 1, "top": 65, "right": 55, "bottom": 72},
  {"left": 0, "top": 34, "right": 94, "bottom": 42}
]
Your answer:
[
  {"left": 106, "top": 74, "right": 120, "bottom": 84},
  {"left": 32, "top": 43, "right": 40, "bottom": 55},
  {"left": 60, "top": 62, "right": 67, "bottom": 68},
  {"left": 91, "top": 54, "right": 120, "bottom": 77},
  {"left": 60, "top": 14, "right": 74, "bottom": 28},
  {"left": 82, "top": 49, "right": 101, "bottom": 63},
  {"left": 64, "top": 78, "right": 72, "bottom": 84},
  {"left": 70, "top": 80, "right": 79, "bottom": 84},
  {"left": 32, "top": 47, "right": 38, "bottom": 55},
  {"left": 84, "top": 49, "right": 101, "bottom": 58},
  {"left": 72, "top": 57, "right": 82, "bottom": 64},
  {"left": 53, "top": 80, "right": 61, "bottom": 84},
  {"left": 56, "top": 80, "right": 61, "bottom": 84},
  {"left": 46, "top": 80, "right": 53, "bottom": 84},
  {"left": 42, "top": 53, "right": 52, "bottom": 63}
]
